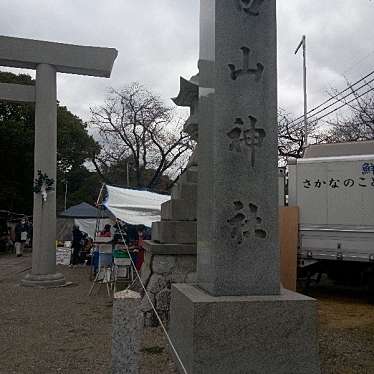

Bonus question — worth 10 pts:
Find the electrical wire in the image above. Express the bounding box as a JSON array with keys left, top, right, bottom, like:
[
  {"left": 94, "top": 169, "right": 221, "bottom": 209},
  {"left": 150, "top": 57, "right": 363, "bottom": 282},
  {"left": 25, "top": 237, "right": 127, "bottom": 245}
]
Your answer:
[
  {"left": 287, "top": 74, "right": 374, "bottom": 128},
  {"left": 306, "top": 86, "right": 374, "bottom": 125},
  {"left": 281, "top": 78, "right": 374, "bottom": 136},
  {"left": 286, "top": 69, "right": 374, "bottom": 128}
]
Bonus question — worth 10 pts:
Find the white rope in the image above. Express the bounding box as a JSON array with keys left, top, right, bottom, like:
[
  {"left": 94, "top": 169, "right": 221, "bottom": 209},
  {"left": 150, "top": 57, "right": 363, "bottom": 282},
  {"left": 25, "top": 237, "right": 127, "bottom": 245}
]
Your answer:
[{"left": 115, "top": 218, "right": 189, "bottom": 374}]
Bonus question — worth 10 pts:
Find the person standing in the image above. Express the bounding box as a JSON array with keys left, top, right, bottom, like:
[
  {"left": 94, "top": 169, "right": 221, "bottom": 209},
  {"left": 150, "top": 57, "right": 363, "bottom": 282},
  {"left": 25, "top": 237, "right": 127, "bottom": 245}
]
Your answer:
[
  {"left": 70, "top": 225, "right": 83, "bottom": 266},
  {"left": 14, "top": 218, "right": 28, "bottom": 257},
  {"left": 135, "top": 225, "right": 150, "bottom": 271}
]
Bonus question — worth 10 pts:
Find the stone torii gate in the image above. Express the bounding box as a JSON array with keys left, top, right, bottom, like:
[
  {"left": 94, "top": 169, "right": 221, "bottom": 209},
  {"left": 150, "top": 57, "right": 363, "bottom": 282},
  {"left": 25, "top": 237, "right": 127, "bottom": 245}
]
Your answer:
[{"left": 0, "top": 35, "right": 117, "bottom": 287}]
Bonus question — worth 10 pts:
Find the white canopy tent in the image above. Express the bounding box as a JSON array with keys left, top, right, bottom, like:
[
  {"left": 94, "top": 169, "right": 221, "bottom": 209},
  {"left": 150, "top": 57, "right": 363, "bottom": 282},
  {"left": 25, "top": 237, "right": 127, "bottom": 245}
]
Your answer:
[{"left": 104, "top": 185, "right": 171, "bottom": 227}]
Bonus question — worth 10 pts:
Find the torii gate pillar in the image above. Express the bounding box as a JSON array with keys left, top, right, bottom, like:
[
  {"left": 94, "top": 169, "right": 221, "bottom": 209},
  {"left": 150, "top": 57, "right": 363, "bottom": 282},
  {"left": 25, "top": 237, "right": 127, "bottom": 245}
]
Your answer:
[{"left": 0, "top": 35, "right": 117, "bottom": 287}]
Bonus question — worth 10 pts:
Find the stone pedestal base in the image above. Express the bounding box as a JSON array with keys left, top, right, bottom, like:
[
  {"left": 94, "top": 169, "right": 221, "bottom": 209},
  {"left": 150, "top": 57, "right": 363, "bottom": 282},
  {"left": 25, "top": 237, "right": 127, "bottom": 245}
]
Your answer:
[
  {"left": 169, "top": 284, "right": 320, "bottom": 374},
  {"left": 21, "top": 272, "right": 66, "bottom": 288}
]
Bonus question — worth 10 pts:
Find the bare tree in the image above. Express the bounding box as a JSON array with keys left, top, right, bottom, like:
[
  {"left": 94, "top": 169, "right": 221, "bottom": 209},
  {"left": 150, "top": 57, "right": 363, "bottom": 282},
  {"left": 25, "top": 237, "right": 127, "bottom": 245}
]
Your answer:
[
  {"left": 324, "top": 82, "right": 374, "bottom": 142},
  {"left": 277, "top": 109, "right": 319, "bottom": 163},
  {"left": 90, "top": 83, "right": 193, "bottom": 190}
]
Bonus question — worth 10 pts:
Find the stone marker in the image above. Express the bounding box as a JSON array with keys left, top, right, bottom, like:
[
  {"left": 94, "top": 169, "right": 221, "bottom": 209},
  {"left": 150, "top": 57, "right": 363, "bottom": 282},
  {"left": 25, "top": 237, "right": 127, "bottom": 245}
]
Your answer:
[
  {"left": 0, "top": 35, "right": 117, "bottom": 287},
  {"left": 112, "top": 290, "right": 143, "bottom": 374},
  {"left": 169, "top": 1, "right": 321, "bottom": 373}
]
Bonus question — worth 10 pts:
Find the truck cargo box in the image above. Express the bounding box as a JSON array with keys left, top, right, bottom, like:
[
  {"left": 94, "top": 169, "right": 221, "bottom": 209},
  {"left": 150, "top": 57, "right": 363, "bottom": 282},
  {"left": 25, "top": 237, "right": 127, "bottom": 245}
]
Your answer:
[{"left": 288, "top": 141, "right": 374, "bottom": 263}]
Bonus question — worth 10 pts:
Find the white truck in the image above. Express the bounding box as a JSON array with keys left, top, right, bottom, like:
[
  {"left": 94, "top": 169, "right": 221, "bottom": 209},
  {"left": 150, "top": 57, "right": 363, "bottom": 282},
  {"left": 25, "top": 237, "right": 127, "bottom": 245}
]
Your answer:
[{"left": 288, "top": 141, "right": 374, "bottom": 300}]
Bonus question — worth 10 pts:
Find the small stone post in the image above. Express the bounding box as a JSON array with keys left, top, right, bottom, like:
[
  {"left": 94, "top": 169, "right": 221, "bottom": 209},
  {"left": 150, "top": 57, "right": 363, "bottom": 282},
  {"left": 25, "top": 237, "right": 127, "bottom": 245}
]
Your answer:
[{"left": 112, "top": 290, "right": 143, "bottom": 374}]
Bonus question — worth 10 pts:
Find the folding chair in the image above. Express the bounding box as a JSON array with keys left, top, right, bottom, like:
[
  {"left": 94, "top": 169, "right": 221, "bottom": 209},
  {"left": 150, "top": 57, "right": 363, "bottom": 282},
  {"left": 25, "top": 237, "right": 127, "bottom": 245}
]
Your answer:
[{"left": 88, "top": 243, "right": 113, "bottom": 297}]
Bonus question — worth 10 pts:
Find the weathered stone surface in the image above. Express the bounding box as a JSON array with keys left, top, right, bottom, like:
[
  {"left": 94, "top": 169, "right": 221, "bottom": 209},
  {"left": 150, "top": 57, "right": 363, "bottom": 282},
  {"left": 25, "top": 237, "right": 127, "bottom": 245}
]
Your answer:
[
  {"left": 185, "top": 166, "right": 198, "bottom": 184},
  {"left": 185, "top": 272, "right": 197, "bottom": 283},
  {"left": 155, "top": 288, "right": 171, "bottom": 311},
  {"left": 176, "top": 255, "right": 196, "bottom": 275},
  {"left": 147, "top": 274, "right": 168, "bottom": 295},
  {"left": 166, "top": 256, "right": 197, "bottom": 284},
  {"left": 139, "top": 292, "right": 154, "bottom": 313},
  {"left": 140, "top": 251, "right": 152, "bottom": 287},
  {"left": 152, "top": 221, "right": 197, "bottom": 244},
  {"left": 172, "top": 182, "right": 197, "bottom": 203},
  {"left": 112, "top": 290, "right": 143, "bottom": 374},
  {"left": 21, "top": 272, "right": 66, "bottom": 288},
  {"left": 152, "top": 255, "right": 177, "bottom": 274},
  {"left": 143, "top": 241, "right": 196, "bottom": 255},
  {"left": 155, "top": 288, "right": 171, "bottom": 323},
  {"left": 197, "top": 0, "right": 280, "bottom": 296},
  {"left": 161, "top": 199, "right": 197, "bottom": 221},
  {"left": 0, "top": 35, "right": 118, "bottom": 77},
  {"left": 141, "top": 252, "right": 197, "bottom": 327},
  {"left": 0, "top": 35, "right": 116, "bottom": 288},
  {"left": 169, "top": 1, "right": 321, "bottom": 372},
  {"left": 170, "top": 284, "right": 321, "bottom": 374},
  {"left": 22, "top": 63, "right": 66, "bottom": 287}
]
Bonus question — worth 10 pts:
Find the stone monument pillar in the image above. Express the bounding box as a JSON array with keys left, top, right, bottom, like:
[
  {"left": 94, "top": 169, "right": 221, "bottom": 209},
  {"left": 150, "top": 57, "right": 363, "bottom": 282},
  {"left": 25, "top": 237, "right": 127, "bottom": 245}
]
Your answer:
[
  {"left": 0, "top": 35, "right": 117, "bottom": 287},
  {"left": 169, "top": 1, "right": 321, "bottom": 373}
]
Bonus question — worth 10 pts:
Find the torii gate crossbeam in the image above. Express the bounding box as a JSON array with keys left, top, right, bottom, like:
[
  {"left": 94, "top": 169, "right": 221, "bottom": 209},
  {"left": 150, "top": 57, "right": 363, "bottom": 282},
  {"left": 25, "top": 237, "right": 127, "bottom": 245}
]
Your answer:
[{"left": 0, "top": 35, "right": 117, "bottom": 287}]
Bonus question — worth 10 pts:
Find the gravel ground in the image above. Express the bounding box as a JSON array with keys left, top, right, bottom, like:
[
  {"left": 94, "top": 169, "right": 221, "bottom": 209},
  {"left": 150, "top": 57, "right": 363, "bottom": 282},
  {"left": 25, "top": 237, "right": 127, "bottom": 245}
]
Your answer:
[
  {"left": 0, "top": 253, "right": 112, "bottom": 374},
  {"left": 1, "top": 253, "right": 373, "bottom": 373},
  {"left": 306, "top": 281, "right": 374, "bottom": 374},
  {"left": 0, "top": 253, "right": 176, "bottom": 374}
]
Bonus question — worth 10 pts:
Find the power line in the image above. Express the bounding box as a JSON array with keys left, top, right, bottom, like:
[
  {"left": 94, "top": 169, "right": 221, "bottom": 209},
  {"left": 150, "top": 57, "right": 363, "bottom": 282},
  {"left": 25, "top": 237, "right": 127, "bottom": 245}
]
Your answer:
[
  {"left": 286, "top": 69, "right": 374, "bottom": 127},
  {"left": 307, "top": 86, "right": 374, "bottom": 124},
  {"left": 282, "top": 86, "right": 374, "bottom": 137},
  {"left": 281, "top": 78, "right": 374, "bottom": 136},
  {"left": 285, "top": 77, "right": 374, "bottom": 133}
]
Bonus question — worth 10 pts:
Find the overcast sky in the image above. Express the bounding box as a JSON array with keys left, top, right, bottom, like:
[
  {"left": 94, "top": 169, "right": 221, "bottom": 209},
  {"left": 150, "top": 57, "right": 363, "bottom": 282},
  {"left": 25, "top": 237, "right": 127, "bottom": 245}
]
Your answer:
[{"left": 1, "top": 0, "right": 374, "bottom": 123}]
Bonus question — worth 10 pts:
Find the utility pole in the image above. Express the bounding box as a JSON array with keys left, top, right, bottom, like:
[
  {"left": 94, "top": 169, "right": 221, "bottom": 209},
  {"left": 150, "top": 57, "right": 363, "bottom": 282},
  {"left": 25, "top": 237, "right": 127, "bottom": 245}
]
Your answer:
[
  {"left": 295, "top": 35, "right": 308, "bottom": 146},
  {"left": 126, "top": 161, "right": 130, "bottom": 187}
]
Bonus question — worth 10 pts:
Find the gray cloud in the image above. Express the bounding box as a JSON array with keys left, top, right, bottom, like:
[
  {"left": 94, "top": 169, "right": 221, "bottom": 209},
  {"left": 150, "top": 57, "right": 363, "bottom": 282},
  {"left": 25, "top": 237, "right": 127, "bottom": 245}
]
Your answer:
[{"left": 0, "top": 0, "right": 373, "bottom": 123}]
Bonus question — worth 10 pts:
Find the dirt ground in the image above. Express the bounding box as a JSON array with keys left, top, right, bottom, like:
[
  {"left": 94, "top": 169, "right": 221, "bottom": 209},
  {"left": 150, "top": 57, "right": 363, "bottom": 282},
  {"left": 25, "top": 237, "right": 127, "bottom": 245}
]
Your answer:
[
  {"left": 307, "top": 281, "right": 374, "bottom": 374},
  {"left": 0, "top": 253, "right": 374, "bottom": 374},
  {"left": 0, "top": 253, "right": 176, "bottom": 374}
]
